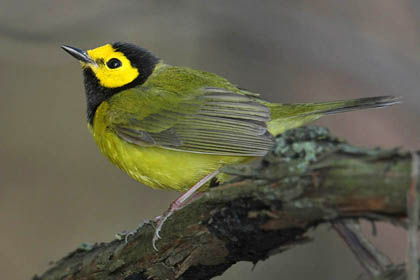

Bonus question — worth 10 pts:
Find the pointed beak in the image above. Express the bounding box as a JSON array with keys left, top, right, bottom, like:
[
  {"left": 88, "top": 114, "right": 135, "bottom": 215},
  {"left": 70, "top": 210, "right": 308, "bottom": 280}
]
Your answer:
[{"left": 61, "top": 45, "right": 96, "bottom": 65}]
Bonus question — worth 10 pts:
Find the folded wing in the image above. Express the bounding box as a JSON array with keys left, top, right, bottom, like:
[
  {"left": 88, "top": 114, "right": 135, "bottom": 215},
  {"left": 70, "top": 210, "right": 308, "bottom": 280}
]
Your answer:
[{"left": 114, "top": 87, "right": 274, "bottom": 156}]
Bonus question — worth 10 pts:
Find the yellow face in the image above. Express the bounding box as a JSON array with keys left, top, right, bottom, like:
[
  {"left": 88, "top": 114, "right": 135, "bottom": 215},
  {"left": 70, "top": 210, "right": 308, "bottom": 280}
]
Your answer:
[{"left": 84, "top": 44, "right": 139, "bottom": 88}]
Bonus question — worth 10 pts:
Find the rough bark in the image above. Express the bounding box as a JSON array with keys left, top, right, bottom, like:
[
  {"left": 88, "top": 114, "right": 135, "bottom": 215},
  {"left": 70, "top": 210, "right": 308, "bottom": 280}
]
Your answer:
[{"left": 34, "top": 126, "right": 415, "bottom": 280}]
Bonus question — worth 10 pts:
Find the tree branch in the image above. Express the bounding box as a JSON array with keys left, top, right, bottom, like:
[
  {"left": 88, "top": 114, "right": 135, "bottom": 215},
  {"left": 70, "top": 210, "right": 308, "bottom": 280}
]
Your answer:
[{"left": 34, "top": 126, "right": 414, "bottom": 280}]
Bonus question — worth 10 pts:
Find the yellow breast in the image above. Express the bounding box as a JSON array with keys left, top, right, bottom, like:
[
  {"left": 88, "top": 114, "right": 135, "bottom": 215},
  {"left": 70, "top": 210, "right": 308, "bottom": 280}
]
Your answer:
[{"left": 90, "top": 102, "right": 251, "bottom": 191}]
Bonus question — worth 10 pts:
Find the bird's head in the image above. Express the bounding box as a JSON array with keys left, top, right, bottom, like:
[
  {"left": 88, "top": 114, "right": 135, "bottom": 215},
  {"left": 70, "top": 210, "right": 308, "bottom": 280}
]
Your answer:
[
  {"left": 62, "top": 42, "right": 159, "bottom": 89},
  {"left": 62, "top": 42, "right": 159, "bottom": 123}
]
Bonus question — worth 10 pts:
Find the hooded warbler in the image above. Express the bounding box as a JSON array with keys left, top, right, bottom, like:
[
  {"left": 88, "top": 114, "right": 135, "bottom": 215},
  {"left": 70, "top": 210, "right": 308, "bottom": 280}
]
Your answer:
[{"left": 62, "top": 42, "right": 400, "bottom": 249}]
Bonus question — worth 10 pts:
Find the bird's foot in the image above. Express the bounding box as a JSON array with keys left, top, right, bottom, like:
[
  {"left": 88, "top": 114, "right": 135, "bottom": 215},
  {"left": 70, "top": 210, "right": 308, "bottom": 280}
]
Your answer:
[
  {"left": 152, "top": 208, "right": 174, "bottom": 251},
  {"left": 115, "top": 219, "right": 155, "bottom": 243},
  {"left": 151, "top": 170, "right": 220, "bottom": 251},
  {"left": 152, "top": 195, "right": 203, "bottom": 251}
]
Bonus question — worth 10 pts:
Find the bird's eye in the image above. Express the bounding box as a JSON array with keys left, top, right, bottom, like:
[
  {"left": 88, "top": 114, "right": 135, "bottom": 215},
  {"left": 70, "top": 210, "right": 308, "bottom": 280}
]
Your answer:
[{"left": 106, "top": 58, "right": 122, "bottom": 69}]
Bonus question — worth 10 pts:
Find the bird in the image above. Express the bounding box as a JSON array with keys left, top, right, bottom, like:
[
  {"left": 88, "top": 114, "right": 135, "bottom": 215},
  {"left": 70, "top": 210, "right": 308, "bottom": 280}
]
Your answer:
[{"left": 62, "top": 42, "right": 400, "bottom": 250}]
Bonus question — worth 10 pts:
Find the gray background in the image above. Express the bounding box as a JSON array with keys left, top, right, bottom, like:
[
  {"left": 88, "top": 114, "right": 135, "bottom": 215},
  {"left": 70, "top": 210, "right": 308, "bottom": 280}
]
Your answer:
[{"left": 0, "top": 1, "right": 418, "bottom": 279}]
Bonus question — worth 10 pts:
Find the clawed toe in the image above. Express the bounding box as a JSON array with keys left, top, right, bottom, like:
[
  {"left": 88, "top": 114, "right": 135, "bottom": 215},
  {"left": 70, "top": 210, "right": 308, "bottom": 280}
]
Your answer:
[
  {"left": 124, "top": 231, "right": 136, "bottom": 243},
  {"left": 115, "top": 220, "right": 154, "bottom": 243},
  {"left": 115, "top": 229, "right": 138, "bottom": 243}
]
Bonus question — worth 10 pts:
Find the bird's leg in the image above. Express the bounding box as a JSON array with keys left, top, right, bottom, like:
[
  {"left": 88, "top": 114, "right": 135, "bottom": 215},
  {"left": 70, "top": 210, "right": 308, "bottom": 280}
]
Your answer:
[{"left": 152, "top": 170, "right": 220, "bottom": 251}]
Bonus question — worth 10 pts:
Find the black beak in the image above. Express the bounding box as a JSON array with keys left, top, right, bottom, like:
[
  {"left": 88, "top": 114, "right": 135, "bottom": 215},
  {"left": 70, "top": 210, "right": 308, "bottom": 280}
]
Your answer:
[{"left": 61, "top": 45, "right": 95, "bottom": 64}]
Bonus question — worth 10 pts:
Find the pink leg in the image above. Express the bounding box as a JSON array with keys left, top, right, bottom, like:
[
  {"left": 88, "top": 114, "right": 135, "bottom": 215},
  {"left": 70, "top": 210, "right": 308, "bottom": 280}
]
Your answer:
[{"left": 152, "top": 170, "right": 220, "bottom": 251}]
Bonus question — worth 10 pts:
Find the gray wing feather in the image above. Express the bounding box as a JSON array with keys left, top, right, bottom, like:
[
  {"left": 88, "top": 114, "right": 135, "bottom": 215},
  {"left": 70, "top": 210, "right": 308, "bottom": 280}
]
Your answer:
[{"left": 115, "top": 88, "right": 274, "bottom": 156}]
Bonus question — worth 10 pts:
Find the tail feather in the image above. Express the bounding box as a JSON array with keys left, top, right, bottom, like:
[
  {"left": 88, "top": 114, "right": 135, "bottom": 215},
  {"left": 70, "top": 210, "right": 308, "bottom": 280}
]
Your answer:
[
  {"left": 320, "top": 96, "right": 402, "bottom": 115},
  {"left": 266, "top": 95, "right": 402, "bottom": 135}
]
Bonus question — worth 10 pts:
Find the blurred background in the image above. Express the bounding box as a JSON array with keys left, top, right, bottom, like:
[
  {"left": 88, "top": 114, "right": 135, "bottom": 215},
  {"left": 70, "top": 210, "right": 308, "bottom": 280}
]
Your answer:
[{"left": 0, "top": 0, "right": 419, "bottom": 279}]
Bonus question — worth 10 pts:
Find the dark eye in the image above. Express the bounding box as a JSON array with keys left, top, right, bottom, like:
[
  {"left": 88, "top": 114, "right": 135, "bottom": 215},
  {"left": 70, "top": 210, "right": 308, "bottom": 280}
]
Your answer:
[{"left": 106, "top": 58, "right": 122, "bottom": 69}]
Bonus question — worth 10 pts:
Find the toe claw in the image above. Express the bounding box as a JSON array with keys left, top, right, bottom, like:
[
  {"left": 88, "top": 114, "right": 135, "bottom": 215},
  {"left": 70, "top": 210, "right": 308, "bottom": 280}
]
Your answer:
[
  {"left": 152, "top": 241, "right": 159, "bottom": 251},
  {"left": 125, "top": 232, "right": 135, "bottom": 244},
  {"left": 152, "top": 234, "right": 160, "bottom": 251}
]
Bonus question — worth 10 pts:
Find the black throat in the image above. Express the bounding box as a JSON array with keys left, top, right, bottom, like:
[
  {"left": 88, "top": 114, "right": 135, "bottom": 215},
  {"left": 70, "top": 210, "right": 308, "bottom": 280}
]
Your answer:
[{"left": 83, "top": 42, "right": 159, "bottom": 125}]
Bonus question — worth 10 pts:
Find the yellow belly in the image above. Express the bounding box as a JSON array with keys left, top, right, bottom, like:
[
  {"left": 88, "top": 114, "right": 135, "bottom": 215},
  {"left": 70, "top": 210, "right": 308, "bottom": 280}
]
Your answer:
[{"left": 90, "top": 112, "right": 251, "bottom": 191}]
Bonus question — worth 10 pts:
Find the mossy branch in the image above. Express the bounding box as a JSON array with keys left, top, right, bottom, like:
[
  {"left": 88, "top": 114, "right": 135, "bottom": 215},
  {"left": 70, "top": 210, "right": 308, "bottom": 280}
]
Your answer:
[{"left": 34, "top": 126, "right": 416, "bottom": 280}]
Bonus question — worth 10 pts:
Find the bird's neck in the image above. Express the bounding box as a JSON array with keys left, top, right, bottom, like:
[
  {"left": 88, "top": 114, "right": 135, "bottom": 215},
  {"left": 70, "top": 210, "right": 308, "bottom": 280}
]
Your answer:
[{"left": 83, "top": 61, "right": 160, "bottom": 125}]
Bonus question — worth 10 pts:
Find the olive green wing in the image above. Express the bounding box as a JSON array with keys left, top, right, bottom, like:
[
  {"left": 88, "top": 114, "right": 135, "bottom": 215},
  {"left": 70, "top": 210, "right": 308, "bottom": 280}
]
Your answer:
[{"left": 112, "top": 87, "right": 274, "bottom": 156}]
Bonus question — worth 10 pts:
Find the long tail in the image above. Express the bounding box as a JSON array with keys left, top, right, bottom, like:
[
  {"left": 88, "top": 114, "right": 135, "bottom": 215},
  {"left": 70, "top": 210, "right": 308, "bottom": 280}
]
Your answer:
[{"left": 266, "top": 96, "right": 402, "bottom": 135}]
